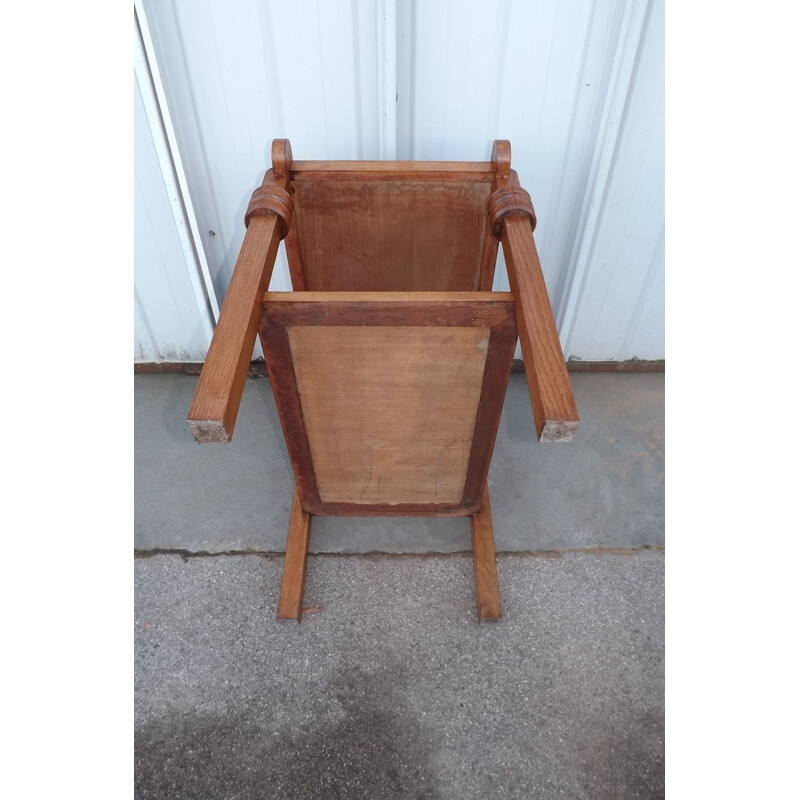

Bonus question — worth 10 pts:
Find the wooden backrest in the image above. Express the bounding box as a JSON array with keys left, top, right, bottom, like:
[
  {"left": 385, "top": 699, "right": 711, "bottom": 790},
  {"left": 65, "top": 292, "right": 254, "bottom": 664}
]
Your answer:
[
  {"left": 260, "top": 292, "right": 517, "bottom": 515},
  {"left": 285, "top": 162, "right": 499, "bottom": 292}
]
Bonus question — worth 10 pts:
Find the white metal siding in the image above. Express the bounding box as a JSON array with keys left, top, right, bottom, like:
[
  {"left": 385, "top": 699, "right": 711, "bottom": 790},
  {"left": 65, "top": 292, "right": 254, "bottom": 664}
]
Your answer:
[
  {"left": 141, "top": 0, "right": 382, "bottom": 303},
  {"left": 135, "top": 0, "right": 664, "bottom": 363},
  {"left": 562, "top": 0, "right": 665, "bottom": 361},
  {"left": 134, "top": 75, "right": 211, "bottom": 362}
]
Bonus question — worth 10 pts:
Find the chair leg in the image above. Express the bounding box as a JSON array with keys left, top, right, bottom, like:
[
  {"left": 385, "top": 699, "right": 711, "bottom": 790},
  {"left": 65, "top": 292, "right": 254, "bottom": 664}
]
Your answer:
[
  {"left": 277, "top": 487, "right": 312, "bottom": 623},
  {"left": 470, "top": 483, "right": 502, "bottom": 622}
]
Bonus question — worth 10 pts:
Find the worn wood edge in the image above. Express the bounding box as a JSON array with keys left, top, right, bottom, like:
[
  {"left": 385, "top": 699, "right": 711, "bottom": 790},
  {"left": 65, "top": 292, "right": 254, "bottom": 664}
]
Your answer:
[
  {"left": 283, "top": 214, "right": 306, "bottom": 290},
  {"left": 475, "top": 141, "right": 510, "bottom": 290},
  {"left": 137, "top": 358, "right": 665, "bottom": 376},
  {"left": 563, "top": 359, "right": 665, "bottom": 373},
  {"left": 470, "top": 484, "right": 502, "bottom": 622},
  {"left": 501, "top": 217, "right": 579, "bottom": 441},
  {"left": 271, "top": 138, "right": 293, "bottom": 179},
  {"left": 136, "top": 358, "right": 665, "bottom": 376},
  {"left": 187, "top": 199, "right": 284, "bottom": 442},
  {"left": 491, "top": 166, "right": 578, "bottom": 441},
  {"left": 277, "top": 487, "right": 311, "bottom": 623},
  {"left": 263, "top": 291, "right": 513, "bottom": 303},
  {"left": 477, "top": 222, "right": 499, "bottom": 290},
  {"left": 262, "top": 293, "right": 515, "bottom": 328},
  {"left": 491, "top": 140, "right": 511, "bottom": 179},
  {"left": 460, "top": 315, "right": 517, "bottom": 507},
  {"left": 259, "top": 318, "right": 323, "bottom": 510},
  {"left": 186, "top": 420, "right": 231, "bottom": 444},
  {"left": 540, "top": 420, "right": 579, "bottom": 443},
  {"left": 301, "top": 502, "right": 477, "bottom": 517},
  {"left": 290, "top": 160, "right": 494, "bottom": 181}
]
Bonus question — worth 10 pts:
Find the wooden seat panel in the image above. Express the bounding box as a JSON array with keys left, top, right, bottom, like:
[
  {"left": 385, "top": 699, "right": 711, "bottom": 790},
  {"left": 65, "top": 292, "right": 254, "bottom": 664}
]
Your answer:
[
  {"left": 260, "top": 292, "right": 517, "bottom": 516},
  {"left": 289, "top": 325, "right": 488, "bottom": 505}
]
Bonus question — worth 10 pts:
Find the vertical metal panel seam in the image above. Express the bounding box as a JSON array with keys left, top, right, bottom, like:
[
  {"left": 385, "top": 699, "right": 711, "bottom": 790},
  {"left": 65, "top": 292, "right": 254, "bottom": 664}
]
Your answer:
[
  {"left": 556, "top": 0, "right": 653, "bottom": 355},
  {"left": 134, "top": 160, "right": 192, "bottom": 347},
  {"left": 486, "top": 0, "right": 511, "bottom": 151},
  {"left": 551, "top": 0, "right": 628, "bottom": 331},
  {"left": 408, "top": 0, "right": 417, "bottom": 159},
  {"left": 134, "top": 285, "right": 161, "bottom": 362},
  {"left": 162, "top": 0, "right": 226, "bottom": 274},
  {"left": 377, "top": 0, "right": 397, "bottom": 158},
  {"left": 620, "top": 222, "right": 664, "bottom": 358},
  {"left": 257, "top": 2, "right": 285, "bottom": 136},
  {"left": 351, "top": 0, "right": 364, "bottom": 158},
  {"left": 314, "top": 3, "right": 331, "bottom": 155},
  {"left": 548, "top": 0, "right": 601, "bottom": 301},
  {"left": 135, "top": 1, "right": 220, "bottom": 327}
]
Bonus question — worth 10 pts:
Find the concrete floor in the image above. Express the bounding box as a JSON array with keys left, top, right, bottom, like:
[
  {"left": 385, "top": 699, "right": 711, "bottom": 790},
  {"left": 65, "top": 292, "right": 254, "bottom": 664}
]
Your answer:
[
  {"left": 135, "top": 372, "right": 664, "bottom": 554},
  {"left": 135, "top": 552, "right": 664, "bottom": 799},
  {"left": 134, "top": 372, "right": 664, "bottom": 799}
]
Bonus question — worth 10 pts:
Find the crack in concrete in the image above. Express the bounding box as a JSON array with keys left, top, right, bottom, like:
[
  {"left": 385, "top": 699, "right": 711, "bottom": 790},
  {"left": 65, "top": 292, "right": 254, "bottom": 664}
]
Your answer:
[{"left": 134, "top": 545, "right": 664, "bottom": 560}]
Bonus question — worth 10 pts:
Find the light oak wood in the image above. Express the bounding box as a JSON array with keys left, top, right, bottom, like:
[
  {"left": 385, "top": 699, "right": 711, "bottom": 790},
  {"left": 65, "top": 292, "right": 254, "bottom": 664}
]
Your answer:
[
  {"left": 501, "top": 215, "right": 579, "bottom": 441},
  {"left": 187, "top": 141, "right": 293, "bottom": 443},
  {"left": 290, "top": 161, "right": 495, "bottom": 181},
  {"left": 187, "top": 213, "right": 283, "bottom": 442},
  {"left": 471, "top": 484, "right": 502, "bottom": 622},
  {"left": 262, "top": 291, "right": 514, "bottom": 326},
  {"left": 277, "top": 487, "right": 311, "bottom": 622},
  {"left": 288, "top": 325, "right": 489, "bottom": 505},
  {"left": 491, "top": 145, "right": 579, "bottom": 442}
]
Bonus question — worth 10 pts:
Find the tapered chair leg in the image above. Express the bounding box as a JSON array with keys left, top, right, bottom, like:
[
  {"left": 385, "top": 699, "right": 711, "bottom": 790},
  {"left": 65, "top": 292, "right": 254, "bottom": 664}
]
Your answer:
[
  {"left": 277, "top": 488, "right": 312, "bottom": 623},
  {"left": 470, "top": 484, "right": 502, "bottom": 622}
]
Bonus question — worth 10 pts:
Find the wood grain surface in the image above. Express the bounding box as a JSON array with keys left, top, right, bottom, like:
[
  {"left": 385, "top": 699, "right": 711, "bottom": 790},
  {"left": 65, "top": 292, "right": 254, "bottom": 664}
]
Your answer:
[
  {"left": 262, "top": 292, "right": 514, "bottom": 327},
  {"left": 461, "top": 313, "right": 517, "bottom": 508},
  {"left": 289, "top": 161, "right": 495, "bottom": 182},
  {"left": 277, "top": 487, "right": 311, "bottom": 622},
  {"left": 288, "top": 325, "right": 489, "bottom": 505},
  {"left": 492, "top": 152, "right": 579, "bottom": 442},
  {"left": 187, "top": 213, "right": 283, "bottom": 442},
  {"left": 501, "top": 213, "right": 579, "bottom": 441},
  {"left": 291, "top": 180, "right": 492, "bottom": 291},
  {"left": 260, "top": 293, "right": 516, "bottom": 516},
  {"left": 187, "top": 141, "right": 293, "bottom": 443},
  {"left": 471, "top": 483, "right": 502, "bottom": 622}
]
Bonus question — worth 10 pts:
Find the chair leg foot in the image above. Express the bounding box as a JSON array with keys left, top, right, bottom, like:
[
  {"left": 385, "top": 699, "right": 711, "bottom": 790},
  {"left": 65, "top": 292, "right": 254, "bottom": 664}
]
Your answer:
[
  {"left": 277, "top": 487, "right": 311, "bottom": 623},
  {"left": 470, "top": 484, "right": 502, "bottom": 622}
]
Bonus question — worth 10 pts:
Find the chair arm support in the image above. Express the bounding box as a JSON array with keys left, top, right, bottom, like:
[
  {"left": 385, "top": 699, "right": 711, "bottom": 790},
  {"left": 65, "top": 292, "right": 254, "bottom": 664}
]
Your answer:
[
  {"left": 498, "top": 187, "right": 579, "bottom": 442},
  {"left": 187, "top": 170, "right": 289, "bottom": 443}
]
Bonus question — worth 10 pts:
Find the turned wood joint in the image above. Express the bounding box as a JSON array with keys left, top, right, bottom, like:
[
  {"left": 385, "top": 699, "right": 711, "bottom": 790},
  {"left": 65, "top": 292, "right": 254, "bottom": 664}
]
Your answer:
[
  {"left": 488, "top": 185, "right": 536, "bottom": 239},
  {"left": 244, "top": 176, "right": 294, "bottom": 238}
]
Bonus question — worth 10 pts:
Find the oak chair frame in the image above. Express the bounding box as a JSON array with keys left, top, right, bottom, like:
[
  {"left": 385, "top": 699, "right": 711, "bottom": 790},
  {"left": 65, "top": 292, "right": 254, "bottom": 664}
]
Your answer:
[{"left": 188, "top": 139, "right": 579, "bottom": 623}]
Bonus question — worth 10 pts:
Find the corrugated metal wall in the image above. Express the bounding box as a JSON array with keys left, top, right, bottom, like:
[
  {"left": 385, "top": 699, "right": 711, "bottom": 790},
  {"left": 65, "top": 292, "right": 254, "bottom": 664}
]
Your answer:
[{"left": 134, "top": 0, "right": 664, "bottom": 363}]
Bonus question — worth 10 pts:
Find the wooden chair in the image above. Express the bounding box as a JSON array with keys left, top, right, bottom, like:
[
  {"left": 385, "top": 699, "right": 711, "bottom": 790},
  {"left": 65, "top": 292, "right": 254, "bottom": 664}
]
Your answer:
[{"left": 188, "top": 139, "right": 578, "bottom": 623}]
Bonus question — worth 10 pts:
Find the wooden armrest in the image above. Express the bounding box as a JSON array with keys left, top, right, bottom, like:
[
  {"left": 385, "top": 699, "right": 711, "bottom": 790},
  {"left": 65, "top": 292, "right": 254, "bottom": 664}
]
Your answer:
[
  {"left": 187, "top": 141, "right": 292, "bottom": 443},
  {"left": 491, "top": 142, "right": 579, "bottom": 442}
]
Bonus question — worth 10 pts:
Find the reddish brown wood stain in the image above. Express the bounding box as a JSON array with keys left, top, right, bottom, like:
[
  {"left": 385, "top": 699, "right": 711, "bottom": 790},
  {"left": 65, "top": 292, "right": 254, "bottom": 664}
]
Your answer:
[
  {"left": 291, "top": 180, "right": 492, "bottom": 292},
  {"left": 187, "top": 139, "right": 579, "bottom": 622}
]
